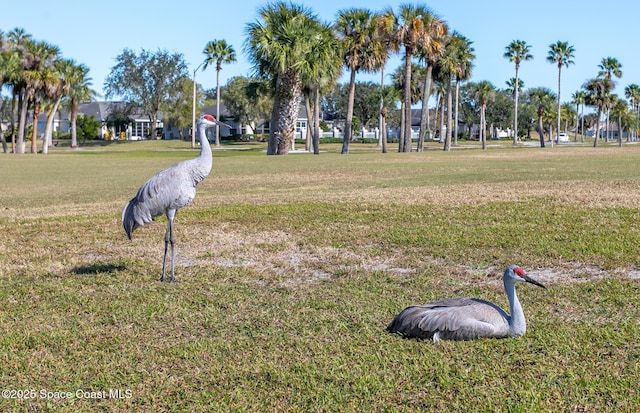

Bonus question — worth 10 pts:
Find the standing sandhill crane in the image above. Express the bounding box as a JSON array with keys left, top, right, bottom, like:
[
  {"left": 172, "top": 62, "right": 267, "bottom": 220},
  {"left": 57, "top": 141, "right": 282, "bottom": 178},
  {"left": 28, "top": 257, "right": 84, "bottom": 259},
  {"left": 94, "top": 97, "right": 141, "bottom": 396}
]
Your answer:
[
  {"left": 122, "top": 114, "right": 217, "bottom": 281},
  {"left": 386, "top": 265, "right": 545, "bottom": 342}
]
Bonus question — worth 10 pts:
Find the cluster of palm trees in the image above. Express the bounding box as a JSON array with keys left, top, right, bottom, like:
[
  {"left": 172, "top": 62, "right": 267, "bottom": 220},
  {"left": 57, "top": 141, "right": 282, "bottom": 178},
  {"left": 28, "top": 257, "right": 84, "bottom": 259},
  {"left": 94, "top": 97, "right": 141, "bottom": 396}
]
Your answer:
[
  {"left": 0, "top": 28, "right": 95, "bottom": 154},
  {"left": 242, "top": 2, "right": 640, "bottom": 154},
  {"left": 4, "top": 2, "right": 639, "bottom": 156},
  {"left": 244, "top": 3, "right": 467, "bottom": 155}
]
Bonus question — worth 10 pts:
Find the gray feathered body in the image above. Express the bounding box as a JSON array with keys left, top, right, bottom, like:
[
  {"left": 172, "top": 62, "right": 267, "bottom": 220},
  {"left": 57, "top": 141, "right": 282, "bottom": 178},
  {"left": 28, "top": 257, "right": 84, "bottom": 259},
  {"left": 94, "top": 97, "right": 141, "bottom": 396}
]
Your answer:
[
  {"left": 122, "top": 119, "right": 213, "bottom": 240},
  {"left": 385, "top": 297, "right": 512, "bottom": 341},
  {"left": 386, "top": 265, "right": 544, "bottom": 341}
]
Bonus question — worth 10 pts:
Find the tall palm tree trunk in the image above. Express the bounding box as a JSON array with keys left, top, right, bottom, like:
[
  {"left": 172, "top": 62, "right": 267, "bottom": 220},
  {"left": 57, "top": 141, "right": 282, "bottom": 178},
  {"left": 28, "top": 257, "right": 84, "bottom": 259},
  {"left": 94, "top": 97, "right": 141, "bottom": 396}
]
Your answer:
[
  {"left": 443, "top": 80, "right": 453, "bottom": 151},
  {"left": 342, "top": 69, "right": 357, "bottom": 154},
  {"left": 313, "top": 88, "right": 321, "bottom": 155},
  {"left": 215, "top": 65, "right": 222, "bottom": 148},
  {"left": 269, "top": 69, "right": 301, "bottom": 155},
  {"left": 43, "top": 97, "right": 63, "bottom": 154},
  {"left": 593, "top": 109, "right": 602, "bottom": 147},
  {"left": 418, "top": 65, "right": 433, "bottom": 152},
  {"left": 16, "top": 97, "right": 28, "bottom": 154},
  {"left": 402, "top": 51, "right": 413, "bottom": 152},
  {"left": 454, "top": 80, "right": 460, "bottom": 146},
  {"left": 398, "top": 101, "right": 405, "bottom": 152},
  {"left": 513, "top": 66, "right": 519, "bottom": 146},
  {"left": 31, "top": 102, "right": 41, "bottom": 154},
  {"left": 378, "top": 68, "right": 385, "bottom": 150}
]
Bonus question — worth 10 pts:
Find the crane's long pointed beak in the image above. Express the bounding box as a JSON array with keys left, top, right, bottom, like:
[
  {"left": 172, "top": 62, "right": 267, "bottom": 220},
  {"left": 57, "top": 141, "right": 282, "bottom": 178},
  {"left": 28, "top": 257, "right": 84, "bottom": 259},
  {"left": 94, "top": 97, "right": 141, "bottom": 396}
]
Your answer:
[
  {"left": 524, "top": 275, "right": 546, "bottom": 288},
  {"left": 215, "top": 120, "right": 233, "bottom": 128}
]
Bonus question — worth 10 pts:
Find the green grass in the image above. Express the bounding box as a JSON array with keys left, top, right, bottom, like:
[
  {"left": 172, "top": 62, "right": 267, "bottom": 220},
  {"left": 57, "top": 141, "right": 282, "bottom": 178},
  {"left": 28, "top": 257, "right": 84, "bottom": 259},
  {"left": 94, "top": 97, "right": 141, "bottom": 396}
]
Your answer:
[{"left": 1, "top": 140, "right": 640, "bottom": 412}]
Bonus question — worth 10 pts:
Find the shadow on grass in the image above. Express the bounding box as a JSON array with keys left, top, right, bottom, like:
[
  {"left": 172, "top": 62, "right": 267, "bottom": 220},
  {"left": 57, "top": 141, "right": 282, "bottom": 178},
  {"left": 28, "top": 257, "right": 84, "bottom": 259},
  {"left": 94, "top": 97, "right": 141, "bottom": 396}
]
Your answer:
[{"left": 72, "top": 262, "right": 127, "bottom": 275}]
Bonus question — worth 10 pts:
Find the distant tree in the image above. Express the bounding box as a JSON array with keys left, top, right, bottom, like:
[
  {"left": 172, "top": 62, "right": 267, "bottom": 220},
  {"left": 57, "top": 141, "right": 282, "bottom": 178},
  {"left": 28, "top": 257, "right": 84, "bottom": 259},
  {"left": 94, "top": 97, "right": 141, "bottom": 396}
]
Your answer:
[
  {"left": 560, "top": 102, "right": 577, "bottom": 134},
  {"left": 202, "top": 39, "right": 236, "bottom": 147},
  {"left": 505, "top": 77, "right": 524, "bottom": 99},
  {"left": 63, "top": 62, "right": 96, "bottom": 148},
  {"left": 245, "top": 2, "right": 325, "bottom": 155},
  {"left": 104, "top": 48, "right": 188, "bottom": 139},
  {"left": 392, "top": 4, "right": 447, "bottom": 152},
  {"left": 42, "top": 58, "right": 74, "bottom": 154},
  {"left": 624, "top": 84, "right": 640, "bottom": 140},
  {"left": 610, "top": 98, "right": 626, "bottom": 146},
  {"left": 584, "top": 77, "right": 615, "bottom": 147},
  {"left": 391, "top": 62, "right": 423, "bottom": 149},
  {"left": 162, "top": 77, "right": 202, "bottom": 140},
  {"left": 485, "top": 89, "right": 514, "bottom": 132},
  {"left": 22, "top": 40, "right": 60, "bottom": 154},
  {"left": 547, "top": 41, "right": 575, "bottom": 144},
  {"left": 450, "top": 33, "right": 475, "bottom": 146},
  {"left": 335, "top": 8, "right": 386, "bottom": 154},
  {"left": 571, "top": 90, "right": 587, "bottom": 141},
  {"left": 414, "top": 10, "right": 448, "bottom": 148},
  {"left": 526, "top": 87, "right": 557, "bottom": 147},
  {"left": 301, "top": 17, "right": 341, "bottom": 154},
  {"left": 436, "top": 32, "right": 475, "bottom": 151},
  {"left": 472, "top": 81, "right": 496, "bottom": 150},
  {"left": 504, "top": 40, "right": 533, "bottom": 144},
  {"left": 75, "top": 113, "right": 102, "bottom": 141},
  {"left": 221, "top": 76, "right": 273, "bottom": 136},
  {"left": 104, "top": 102, "right": 136, "bottom": 136},
  {"left": 597, "top": 57, "right": 623, "bottom": 140}
]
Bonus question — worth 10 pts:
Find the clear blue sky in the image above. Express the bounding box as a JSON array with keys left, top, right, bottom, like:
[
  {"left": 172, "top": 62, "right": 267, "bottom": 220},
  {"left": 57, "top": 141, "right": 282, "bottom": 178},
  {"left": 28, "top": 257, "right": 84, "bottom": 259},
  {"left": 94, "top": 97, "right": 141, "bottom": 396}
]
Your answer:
[{"left": 2, "top": 0, "right": 638, "bottom": 105}]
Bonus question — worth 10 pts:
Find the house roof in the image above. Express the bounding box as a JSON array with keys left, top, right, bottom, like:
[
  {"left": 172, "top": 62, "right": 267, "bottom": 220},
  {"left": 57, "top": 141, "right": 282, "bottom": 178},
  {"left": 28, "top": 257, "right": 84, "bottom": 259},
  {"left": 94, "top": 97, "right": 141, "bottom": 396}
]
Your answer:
[
  {"left": 39, "top": 101, "right": 163, "bottom": 123},
  {"left": 201, "top": 102, "right": 309, "bottom": 121}
]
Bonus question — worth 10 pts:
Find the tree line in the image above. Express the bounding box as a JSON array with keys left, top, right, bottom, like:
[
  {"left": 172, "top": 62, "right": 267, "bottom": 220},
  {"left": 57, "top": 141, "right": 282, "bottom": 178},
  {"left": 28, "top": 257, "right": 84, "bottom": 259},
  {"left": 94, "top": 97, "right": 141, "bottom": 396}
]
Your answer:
[
  {"left": 0, "top": 28, "right": 95, "bottom": 153},
  {"left": 2, "top": 2, "right": 640, "bottom": 155}
]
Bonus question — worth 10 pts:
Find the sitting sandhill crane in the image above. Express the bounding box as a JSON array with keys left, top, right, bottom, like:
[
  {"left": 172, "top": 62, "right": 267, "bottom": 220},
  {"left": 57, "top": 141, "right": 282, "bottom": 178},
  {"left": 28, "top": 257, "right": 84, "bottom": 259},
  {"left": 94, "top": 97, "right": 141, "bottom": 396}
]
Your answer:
[
  {"left": 386, "top": 265, "right": 545, "bottom": 342},
  {"left": 122, "top": 114, "right": 218, "bottom": 281}
]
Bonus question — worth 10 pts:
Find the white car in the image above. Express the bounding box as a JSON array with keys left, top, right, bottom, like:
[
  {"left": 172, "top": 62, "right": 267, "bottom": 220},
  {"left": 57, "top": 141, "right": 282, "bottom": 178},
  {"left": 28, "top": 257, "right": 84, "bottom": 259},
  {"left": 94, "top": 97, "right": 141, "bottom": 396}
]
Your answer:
[{"left": 555, "top": 132, "right": 569, "bottom": 143}]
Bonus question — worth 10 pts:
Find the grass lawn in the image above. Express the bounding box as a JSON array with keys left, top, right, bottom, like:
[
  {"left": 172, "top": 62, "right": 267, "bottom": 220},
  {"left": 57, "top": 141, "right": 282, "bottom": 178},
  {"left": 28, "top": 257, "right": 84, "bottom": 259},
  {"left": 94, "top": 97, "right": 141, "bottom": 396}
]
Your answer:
[{"left": 1, "top": 139, "right": 639, "bottom": 412}]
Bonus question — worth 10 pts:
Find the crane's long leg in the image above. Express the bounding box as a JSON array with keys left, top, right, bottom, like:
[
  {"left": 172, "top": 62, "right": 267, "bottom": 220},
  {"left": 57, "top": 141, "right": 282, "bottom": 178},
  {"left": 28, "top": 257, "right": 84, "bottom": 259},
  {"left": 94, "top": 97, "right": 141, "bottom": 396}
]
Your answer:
[
  {"left": 169, "top": 217, "right": 176, "bottom": 282},
  {"left": 162, "top": 210, "right": 177, "bottom": 282},
  {"left": 161, "top": 219, "right": 171, "bottom": 282}
]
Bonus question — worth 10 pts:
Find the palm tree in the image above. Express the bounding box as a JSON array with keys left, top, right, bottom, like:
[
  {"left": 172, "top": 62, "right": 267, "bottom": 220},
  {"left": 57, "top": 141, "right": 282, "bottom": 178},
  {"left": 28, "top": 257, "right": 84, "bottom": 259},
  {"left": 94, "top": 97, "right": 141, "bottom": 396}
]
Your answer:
[
  {"left": 202, "top": 39, "right": 236, "bottom": 147},
  {"left": 374, "top": 10, "right": 400, "bottom": 153},
  {"left": 63, "top": 63, "right": 95, "bottom": 148},
  {"left": 0, "top": 34, "right": 23, "bottom": 152},
  {"left": 5, "top": 28, "right": 32, "bottom": 153},
  {"left": 413, "top": 10, "right": 447, "bottom": 150},
  {"left": 42, "top": 58, "right": 75, "bottom": 154},
  {"left": 391, "top": 62, "right": 423, "bottom": 146},
  {"left": 472, "top": 81, "right": 496, "bottom": 150},
  {"left": 392, "top": 4, "right": 447, "bottom": 152},
  {"left": 301, "top": 21, "right": 342, "bottom": 154},
  {"left": 624, "top": 83, "right": 640, "bottom": 141},
  {"left": 436, "top": 32, "right": 474, "bottom": 151},
  {"left": 504, "top": 40, "right": 533, "bottom": 145},
  {"left": 571, "top": 90, "right": 587, "bottom": 142},
  {"left": 597, "top": 57, "right": 622, "bottom": 140},
  {"left": 583, "top": 77, "right": 615, "bottom": 147},
  {"left": 546, "top": 41, "right": 575, "bottom": 147},
  {"left": 245, "top": 2, "right": 321, "bottom": 155},
  {"left": 335, "top": 8, "right": 386, "bottom": 154},
  {"left": 560, "top": 102, "right": 576, "bottom": 135},
  {"left": 447, "top": 32, "right": 474, "bottom": 148},
  {"left": 611, "top": 97, "right": 628, "bottom": 146},
  {"left": 505, "top": 77, "right": 524, "bottom": 98},
  {"left": 527, "top": 87, "right": 557, "bottom": 147},
  {"left": 22, "top": 40, "right": 60, "bottom": 154}
]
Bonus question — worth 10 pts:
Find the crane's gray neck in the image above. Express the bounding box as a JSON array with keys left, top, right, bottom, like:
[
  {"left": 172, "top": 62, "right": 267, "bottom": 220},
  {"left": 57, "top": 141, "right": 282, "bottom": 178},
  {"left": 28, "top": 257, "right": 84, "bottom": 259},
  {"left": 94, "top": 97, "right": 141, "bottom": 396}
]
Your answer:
[
  {"left": 505, "top": 278, "right": 526, "bottom": 337},
  {"left": 194, "top": 122, "right": 213, "bottom": 182}
]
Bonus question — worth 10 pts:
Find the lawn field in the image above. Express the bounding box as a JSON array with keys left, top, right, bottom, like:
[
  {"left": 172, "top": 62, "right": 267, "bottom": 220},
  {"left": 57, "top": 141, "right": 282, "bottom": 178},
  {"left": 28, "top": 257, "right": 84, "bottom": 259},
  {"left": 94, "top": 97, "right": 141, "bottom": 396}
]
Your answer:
[{"left": 1, "top": 140, "right": 639, "bottom": 412}]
